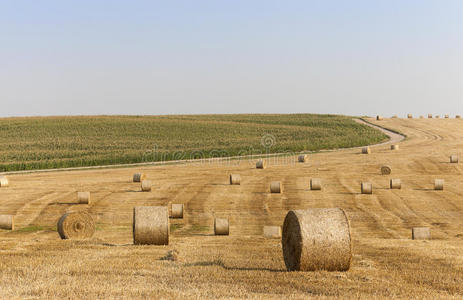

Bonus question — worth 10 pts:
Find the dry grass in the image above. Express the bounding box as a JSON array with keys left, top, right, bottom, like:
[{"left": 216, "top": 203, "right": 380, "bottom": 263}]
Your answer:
[{"left": 1, "top": 118, "right": 463, "bottom": 298}]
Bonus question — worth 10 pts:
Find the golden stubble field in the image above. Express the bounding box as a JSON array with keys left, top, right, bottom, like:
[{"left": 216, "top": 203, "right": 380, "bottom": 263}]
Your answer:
[{"left": 1, "top": 117, "right": 463, "bottom": 299}]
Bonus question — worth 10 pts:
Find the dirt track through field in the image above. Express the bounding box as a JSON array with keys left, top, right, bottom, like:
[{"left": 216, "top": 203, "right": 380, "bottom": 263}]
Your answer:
[{"left": 1, "top": 117, "right": 463, "bottom": 299}]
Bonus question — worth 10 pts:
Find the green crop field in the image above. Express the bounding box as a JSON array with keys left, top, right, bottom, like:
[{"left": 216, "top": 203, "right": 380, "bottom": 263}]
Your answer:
[{"left": 0, "top": 114, "right": 387, "bottom": 172}]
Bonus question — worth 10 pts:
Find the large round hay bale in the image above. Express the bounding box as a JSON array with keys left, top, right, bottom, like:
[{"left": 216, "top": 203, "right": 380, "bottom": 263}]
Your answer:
[
  {"left": 133, "top": 206, "right": 169, "bottom": 245},
  {"left": 57, "top": 212, "right": 95, "bottom": 240},
  {"left": 445, "top": 115, "right": 449, "bottom": 119},
  {"left": 407, "top": 114, "right": 413, "bottom": 119},
  {"left": 133, "top": 173, "right": 146, "bottom": 182},
  {"left": 362, "top": 146, "right": 371, "bottom": 154},
  {"left": 310, "top": 178, "right": 322, "bottom": 190},
  {"left": 0, "top": 215, "right": 14, "bottom": 230},
  {"left": 412, "top": 227, "right": 430, "bottom": 240},
  {"left": 77, "top": 192, "right": 90, "bottom": 204},
  {"left": 229, "top": 174, "right": 241, "bottom": 185},
  {"left": 0, "top": 176, "right": 9, "bottom": 187},
  {"left": 171, "top": 204, "right": 184, "bottom": 219},
  {"left": 391, "top": 115, "right": 398, "bottom": 118},
  {"left": 361, "top": 182, "right": 372, "bottom": 194},
  {"left": 256, "top": 159, "right": 266, "bottom": 169},
  {"left": 390, "top": 144, "right": 399, "bottom": 150},
  {"left": 270, "top": 181, "right": 283, "bottom": 193},
  {"left": 434, "top": 179, "right": 444, "bottom": 190},
  {"left": 390, "top": 179, "right": 401, "bottom": 189},
  {"left": 141, "top": 180, "right": 152, "bottom": 192},
  {"left": 376, "top": 115, "right": 383, "bottom": 121},
  {"left": 435, "top": 115, "right": 440, "bottom": 119},
  {"left": 428, "top": 114, "right": 433, "bottom": 118},
  {"left": 419, "top": 115, "right": 424, "bottom": 119},
  {"left": 282, "top": 208, "right": 352, "bottom": 271},
  {"left": 298, "top": 154, "right": 308, "bottom": 162},
  {"left": 263, "top": 226, "right": 281, "bottom": 238},
  {"left": 381, "top": 166, "right": 392, "bottom": 175},
  {"left": 214, "top": 218, "right": 229, "bottom": 235},
  {"left": 456, "top": 115, "right": 461, "bottom": 119},
  {"left": 450, "top": 155, "right": 458, "bottom": 163}
]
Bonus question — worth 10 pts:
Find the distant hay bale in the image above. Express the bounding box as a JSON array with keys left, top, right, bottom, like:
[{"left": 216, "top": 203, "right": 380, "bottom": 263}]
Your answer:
[
  {"left": 390, "top": 179, "right": 401, "bottom": 189},
  {"left": 381, "top": 166, "right": 392, "bottom": 175},
  {"left": 171, "top": 204, "right": 184, "bottom": 219},
  {"left": 435, "top": 115, "right": 440, "bottom": 119},
  {"left": 310, "top": 178, "right": 322, "bottom": 190},
  {"left": 77, "top": 192, "right": 90, "bottom": 204},
  {"left": 450, "top": 155, "right": 458, "bottom": 163},
  {"left": 0, "top": 215, "right": 14, "bottom": 230},
  {"left": 434, "top": 179, "right": 444, "bottom": 190},
  {"left": 57, "top": 212, "right": 95, "bottom": 240},
  {"left": 256, "top": 159, "right": 266, "bottom": 169},
  {"left": 419, "top": 115, "right": 424, "bottom": 119},
  {"left": 376, "top": 115, "right": 383, "bottom": 121},
  {"left": 214, "top": 218, "right": 229, "bottom": 235},
  {"left": 133, "top": 206, "right": 169, "bottom": 245},
  {"left": 445, "top": 115, "right": 449, "bottom": 118},
  {"left": 270, "top": 181, "right": 283, "bottom": 193},
  {"left": 428, "top": 114, "right": 433, "bottom": 118},
  {"left": 133, "top": 173, "right": 146, "bottom": 182},
  {"left": 391, "top": 144, "right": 399, "bottom": 150},
  {"left": 391, "top": 115, "right": 398, "bottom": 118},
  {"left": 141, "top": 180, "right": 152, "bottom": 192},
  {"left": 361, "top": 182, "right": 373, "bottom": 194},
  {"left": 407, "top": 114, "right": 413, "bottom": 119},
  {"left": 298, "top": 154, "right": 308, "bottom": 162},
  {"left": 456, "top": 115, "right": 461, "bottom": 119},
  {"left": 229, "top": 174, "right": 241, "bottom": 185},
  {"left": 362, "top": 146, "right": 371, "bottom": 154},
  {"left": 412, "top": 227, "right": 431, "bottom": 240},
  {"left": 0, "top": 176, "right": 9, "bottom": 187},
  {"left": 282, "top": 208, "right": 352, "bottom": 271},
  {"left": 263, "top": 226, "right": 281, "bottom": 238}
]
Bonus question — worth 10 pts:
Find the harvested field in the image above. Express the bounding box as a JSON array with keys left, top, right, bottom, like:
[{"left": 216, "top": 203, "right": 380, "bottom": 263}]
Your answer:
[{"left": 1, "top": 117, "right": 463, "bottom": 298}]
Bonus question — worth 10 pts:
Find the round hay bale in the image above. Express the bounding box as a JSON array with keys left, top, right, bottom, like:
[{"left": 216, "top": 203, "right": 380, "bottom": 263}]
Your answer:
[
  {"left": 412, "top": 227, "right": 430, "bottom": 240},
  {"left": 298, "top": 154, "right": 308, "bottom": 163},
  {"left": 456, "top": 115, "right": 461, "bottom": 119},
  {"left": 407, "top": 114, "right": 413, "bottom": 119},
  {"left": 390, "top": 144, "right": 399, "bottom": 150},
  {"left": 263, "top": 226, "right": 281, "bottom": 238},
  {"left": 445, "top": 115, "right": 449, "bottom": 119},
  {"left": 256, "top": 159, "right": 266, "bottom": 169},
  {"left": 229, "top": 174, "right": 241, "bottom": 185},
  {"left": 435, "top": 115, "right": 440, "bottom": 119},
  {"left": 282, "top": 208, "right": 352, "bottom": 271},
  {"left": 310, "top": 178, "right": 322, "bottom": 190},
  {"left": 77, "top": 192, "right": 90, "bottom": 204},
  {"left": 381, "top": 166, "right": 392, "bottom": 175},
  {"left": 391, "top": 115, "right": 398, "bottom": 118},
  {"left": 0, "top": 215, "right": 14, "bottom": 230},
  {"left": 133, "top": 206, "right": 169, "bottom": 245},
  {"left": 0, "top": 176, "right": 9, "bottom": 187},
  {"left": 419, "top": 115, "right": 424, "bottom": 119},
  {"left": 361, "top": 182, "right": 373, "bottom": 194},
  {"left": 362, "top": 146, "right": 371, "bottom": 154},
  {"left": 141, "top": 180, "right": 152, "bottom": 192},
  {"left": 270, "top": 181, "right": 283, "bottom": 193},
  {"left": 376, "top": 115, "right": 383, "bottom": 121},
  {"left": 133, "top": 173, "right": 146, "bottom": 182},
  {"left": 171, "top": 203, "right": 184, "bottom": 219},
  {"left": 390, "top": 179, "right": 401, "bottom": 189},
  {"left": 214, "top": 218, "right": 229, "bottom": 235},
  {"left": 434, "top": 179, "right": 444, "bottom": 190},
  {"left": 450, "top": 155, "right": 458, "bottom": 163},
  {"left": 57, "top": 212, "right": 95, "bottom": 240},
  {"left": 428, "top": 114, "right": 433, "bottom": 118}
]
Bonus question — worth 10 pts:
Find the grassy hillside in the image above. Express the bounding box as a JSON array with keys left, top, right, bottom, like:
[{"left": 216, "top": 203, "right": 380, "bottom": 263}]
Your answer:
[{"left": 0, "top": 114, "right": 387, "bottom": 171}]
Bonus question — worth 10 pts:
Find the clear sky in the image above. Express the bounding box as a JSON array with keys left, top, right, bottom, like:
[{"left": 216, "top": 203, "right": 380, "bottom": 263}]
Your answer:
[{"left": 1, "top": 1, "right": 462, "bottom": 117}]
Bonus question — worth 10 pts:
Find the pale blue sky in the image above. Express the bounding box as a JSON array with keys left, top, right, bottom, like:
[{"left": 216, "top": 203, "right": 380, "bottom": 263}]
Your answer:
[{"left": 1, "top": 1, "right": 462, "bottom": 117}]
